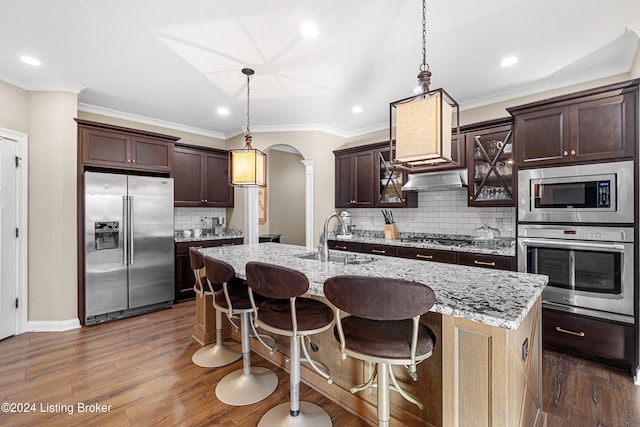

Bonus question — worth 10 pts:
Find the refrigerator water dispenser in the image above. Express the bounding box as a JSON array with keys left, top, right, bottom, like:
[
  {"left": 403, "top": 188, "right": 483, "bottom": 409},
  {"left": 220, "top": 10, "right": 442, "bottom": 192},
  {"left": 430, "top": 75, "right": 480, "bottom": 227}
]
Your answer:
[{"left": 94, "top": 221, "right": 119, "bottom": 250}]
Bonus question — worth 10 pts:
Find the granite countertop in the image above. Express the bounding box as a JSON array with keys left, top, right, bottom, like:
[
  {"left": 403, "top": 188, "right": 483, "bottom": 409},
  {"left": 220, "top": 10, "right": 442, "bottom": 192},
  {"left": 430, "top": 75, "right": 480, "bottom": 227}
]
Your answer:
[
  {"left": 200, "top": 243, "right": 548, "bottom": 330},
  {"left": 332, "top": 233, "right": 516, "bottom": 257},
  {"left": 175, "top": 233, "right": 244, "bottom": 243}
]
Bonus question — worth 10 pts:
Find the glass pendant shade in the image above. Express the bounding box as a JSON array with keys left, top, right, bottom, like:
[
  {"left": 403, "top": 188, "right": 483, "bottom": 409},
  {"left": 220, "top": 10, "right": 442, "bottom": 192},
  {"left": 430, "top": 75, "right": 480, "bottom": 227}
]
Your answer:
[
  {"left": 229, "top": 139, "right": 266, "bottom": 187},
  {"left": 390, "top": 88, "right": 460, "bottom": 168}
]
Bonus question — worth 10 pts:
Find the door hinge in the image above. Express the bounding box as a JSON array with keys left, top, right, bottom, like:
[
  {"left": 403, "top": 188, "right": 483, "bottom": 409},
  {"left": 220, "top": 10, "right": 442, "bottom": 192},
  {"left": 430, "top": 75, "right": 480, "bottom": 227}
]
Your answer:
[
  {"left": 15, "top": 228, "right": 19, "bottom": 238},
  {"left": 15, "top": 156, "right": 21, "bottom": 168},
  {"left": 15, "top": 298, "right": 19, "bottom": 309}
]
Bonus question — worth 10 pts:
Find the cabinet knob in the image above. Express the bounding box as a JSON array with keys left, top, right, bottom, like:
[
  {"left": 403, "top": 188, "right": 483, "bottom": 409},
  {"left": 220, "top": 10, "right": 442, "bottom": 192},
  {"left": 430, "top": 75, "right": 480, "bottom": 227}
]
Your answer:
[
  {"left": 570, "top": 150, "right": 576, "bottom": 156},
  {"left": 204, "top": 199, "right": 208, "bottom": 203},
  {"left": 469, "top": 196, "right": 474, "bottom": 200},
  {"left": 126, "top": 159, "right": 131, "bottom": 163},
  {"left": 563, "top": 150, "right": 569, "bottom": 156},
  {"left": 132, "top": 159, "right": 136, "bottom": 163}
]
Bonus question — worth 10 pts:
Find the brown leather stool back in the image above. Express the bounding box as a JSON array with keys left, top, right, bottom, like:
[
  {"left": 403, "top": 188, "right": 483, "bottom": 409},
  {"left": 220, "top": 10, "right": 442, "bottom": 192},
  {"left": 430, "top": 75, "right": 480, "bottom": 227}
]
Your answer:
[
  {"left": 324, "top": 275, "right": 436, "bottom": 320},
  {"left": 245, "top": 261, "right": 309, "bottom": 299},
  {"left": 204, "top": 256, "right": 236, "bottom": 293}
]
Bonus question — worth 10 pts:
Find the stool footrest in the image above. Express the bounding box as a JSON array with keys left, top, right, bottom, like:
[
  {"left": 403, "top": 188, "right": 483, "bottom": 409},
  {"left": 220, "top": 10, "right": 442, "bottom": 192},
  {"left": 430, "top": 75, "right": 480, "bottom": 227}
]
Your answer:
[
  {"left": 351, "top": 364, "right": 424, "bottom": 410},
  {"left": 301, "top": 336, "right": 332, "bottom": 383}
]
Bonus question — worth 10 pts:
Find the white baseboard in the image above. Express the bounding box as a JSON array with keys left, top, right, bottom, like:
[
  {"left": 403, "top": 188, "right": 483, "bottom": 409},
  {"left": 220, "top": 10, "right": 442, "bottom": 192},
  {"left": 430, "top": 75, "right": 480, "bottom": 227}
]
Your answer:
[
  {"left": 27, "top": 318, "right": 81, "bottom": 332},
  {"left": 635, "top": 367, "right": 640, "bottom": 386}
]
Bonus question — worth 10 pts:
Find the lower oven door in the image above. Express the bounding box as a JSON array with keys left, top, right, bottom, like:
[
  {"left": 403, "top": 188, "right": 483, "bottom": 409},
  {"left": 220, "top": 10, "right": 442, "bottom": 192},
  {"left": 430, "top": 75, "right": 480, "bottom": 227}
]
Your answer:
[{"left": 518, "top": 237, "right": 634, "bottom": 323}]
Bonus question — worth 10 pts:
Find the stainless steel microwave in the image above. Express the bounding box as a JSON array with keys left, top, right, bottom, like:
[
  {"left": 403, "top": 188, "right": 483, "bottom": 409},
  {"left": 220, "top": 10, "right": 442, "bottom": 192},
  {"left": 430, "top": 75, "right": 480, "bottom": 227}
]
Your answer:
[{"left": 518, "top": 161, "right": 634, "bottom": 224}]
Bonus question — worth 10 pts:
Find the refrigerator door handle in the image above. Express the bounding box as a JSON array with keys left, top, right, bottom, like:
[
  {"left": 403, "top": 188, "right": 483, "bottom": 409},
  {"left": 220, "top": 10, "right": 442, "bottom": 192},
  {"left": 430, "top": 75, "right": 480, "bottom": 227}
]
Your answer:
[
  {"left": 129, "top": 196, "right": 134, "bottom": 265},
  {"left": 122, "top": 195, "right": 128, "bottom": 266}
]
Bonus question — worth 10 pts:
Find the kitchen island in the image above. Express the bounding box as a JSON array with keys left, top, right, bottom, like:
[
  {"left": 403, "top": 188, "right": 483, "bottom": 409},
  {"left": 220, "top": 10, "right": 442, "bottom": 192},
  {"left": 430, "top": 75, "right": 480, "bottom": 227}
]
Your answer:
[{"left": 200, "top": 243, "right": 548, "bottom": 427}]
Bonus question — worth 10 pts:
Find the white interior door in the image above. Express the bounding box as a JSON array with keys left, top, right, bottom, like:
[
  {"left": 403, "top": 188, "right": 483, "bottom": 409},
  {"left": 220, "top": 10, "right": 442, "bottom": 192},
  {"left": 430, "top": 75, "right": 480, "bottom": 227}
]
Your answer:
[{"left": 0, "top": 137, "right": 17, "bottom": 340}]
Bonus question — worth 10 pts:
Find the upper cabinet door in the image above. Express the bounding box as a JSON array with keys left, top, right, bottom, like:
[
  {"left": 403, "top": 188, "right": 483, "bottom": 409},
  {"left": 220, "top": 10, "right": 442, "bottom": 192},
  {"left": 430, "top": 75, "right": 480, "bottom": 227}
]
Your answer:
[
  {"left": 569, "top": 93, "right": 635, "bottom": 163},
  {"left": 131, "top": 136, "right": 173, "bottom": 172},
  {"left": 467, "top": 124, "right": 515, "bottom": 207},
  {"left": 173, "top": 147, "right": 204, "bottom": 206},
  {"left": 514, "top": 106, "right": 570, "bottom": 167},
  {"left": 352, "top": 151, "right": 375, "bottom": 207},
  {"left": 81, "top": 128, "right": 132, "bottom": 168},
  {"left": 334, "top": 149, "right": 375, "bottom": 208},
  {"left": 203, "top": 152, "right": 234, "bottom": 207}
]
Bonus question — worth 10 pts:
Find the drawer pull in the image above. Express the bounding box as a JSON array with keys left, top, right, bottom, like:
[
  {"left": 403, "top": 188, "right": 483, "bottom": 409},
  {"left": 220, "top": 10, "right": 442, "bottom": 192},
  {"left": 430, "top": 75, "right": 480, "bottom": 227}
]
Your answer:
[
  {"left": 555, "top": 326, "right": 585, "bottom": 337},
  {"left": 335, "top": 245, "right": 347, "bottom": 250},
  {"left": 474, "top": 260, "right": 496, "bottom": 267},
  {"left": 371, "top": 249, "right": 386, "bottom": 254},
  {"left": 416, "top": 254, "right": 433, "bottom": 259}
]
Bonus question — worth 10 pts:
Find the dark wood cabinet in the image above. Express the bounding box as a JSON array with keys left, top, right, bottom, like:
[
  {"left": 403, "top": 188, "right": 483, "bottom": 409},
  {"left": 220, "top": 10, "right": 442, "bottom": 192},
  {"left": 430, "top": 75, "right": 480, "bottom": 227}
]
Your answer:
[
  {"left": 509, "top": 80, "right": 638, "bottom": 168},
  {"left": 466, "top": 121, "right": 515, "bottom": 207},
  {"left": 335, "top": 148, "right": 375, "bottom": 208},
  {"left": 77, "top": 120, "right": 177, "bottom": 173},
  {"left": 174, "top": 144, "right": 233, "bottom": 207},
  {"left": 375, "top": 146, "right": 417, "bottom": 208},
  {"left": 328, "top": 240, "right": 363, "bottom": 252},
  {"left": 457, "top": 252, "right": 514, "bottom": 270},
  {"left": 396, "top": 246, "right": 457, "bottom": 264},
  {"left": 175, "top": 238, "right": 243, "bottom": 302},
  {"left": 361, "top": 243, "right": 397, "bottom": 257},
  {"left": 543, "top": 307, "right": 634, "bottom": 371},
  {"left": 335, "top": 142, "right": 418, "bottom": 209},
  {"left": 327, "top": 239, "right": 515, "bottom": 271}
]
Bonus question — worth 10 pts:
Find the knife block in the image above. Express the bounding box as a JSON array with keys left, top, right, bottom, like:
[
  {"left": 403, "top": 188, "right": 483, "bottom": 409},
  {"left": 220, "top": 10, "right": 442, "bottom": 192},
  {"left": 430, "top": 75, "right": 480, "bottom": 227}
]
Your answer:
[{"left": 384, "top": 222, "right": 399, "bottom": 239}]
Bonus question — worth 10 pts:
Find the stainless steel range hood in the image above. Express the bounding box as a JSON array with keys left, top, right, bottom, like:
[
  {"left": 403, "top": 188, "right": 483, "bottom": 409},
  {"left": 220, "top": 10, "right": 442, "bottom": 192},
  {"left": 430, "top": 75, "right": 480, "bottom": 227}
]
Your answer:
[{"left": 401, "top": 169, "right": 468, "bottom": 192}]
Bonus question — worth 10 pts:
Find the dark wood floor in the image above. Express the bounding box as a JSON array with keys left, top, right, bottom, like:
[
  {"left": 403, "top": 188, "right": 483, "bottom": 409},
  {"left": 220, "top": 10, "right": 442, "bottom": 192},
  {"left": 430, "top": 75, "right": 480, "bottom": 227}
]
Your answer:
[{"left": 1, "top": 301, "right": 639, "bottom": 427}]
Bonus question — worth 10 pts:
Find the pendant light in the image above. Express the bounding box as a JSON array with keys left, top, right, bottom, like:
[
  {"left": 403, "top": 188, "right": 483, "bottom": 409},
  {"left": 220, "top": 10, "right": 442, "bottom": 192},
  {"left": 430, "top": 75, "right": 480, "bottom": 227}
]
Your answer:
[
  {"left": 229, "top": 68, "right": 266, "bottom": 187},
  {"left": 389, "top": 0, "right": 460, "bottom": 169}
]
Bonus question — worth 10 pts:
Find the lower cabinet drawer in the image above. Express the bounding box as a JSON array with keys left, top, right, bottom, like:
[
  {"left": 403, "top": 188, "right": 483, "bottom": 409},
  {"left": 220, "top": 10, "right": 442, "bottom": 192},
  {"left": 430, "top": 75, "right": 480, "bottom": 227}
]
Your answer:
[
  {"left": 543, "top": 308, "right": 633, "bottom": 366},
  {"left": 362, "top": 243, "right": 397, "bottom": 257},
  {"left": 328, "top": 240, "right": 363, "bottom": 252},
  {"left": 396, "top": 247, "right": 457, "bottom": 264},
  {"left": 457, "top": 252, "right": 514, "bottom": 270}
]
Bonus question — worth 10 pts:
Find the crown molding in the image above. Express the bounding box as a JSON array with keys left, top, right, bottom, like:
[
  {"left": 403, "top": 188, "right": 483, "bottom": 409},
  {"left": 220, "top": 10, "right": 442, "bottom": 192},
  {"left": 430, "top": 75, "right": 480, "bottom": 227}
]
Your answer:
[{"left": 77, "top": 103, "right": 227, "bottom": 140}]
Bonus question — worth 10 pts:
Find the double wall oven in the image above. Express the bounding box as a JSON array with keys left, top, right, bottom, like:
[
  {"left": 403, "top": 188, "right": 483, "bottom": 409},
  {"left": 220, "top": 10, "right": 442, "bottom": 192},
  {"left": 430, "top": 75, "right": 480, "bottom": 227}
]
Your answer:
[{"left": 517, "top": 160, "right": 635, "bottom": 324}]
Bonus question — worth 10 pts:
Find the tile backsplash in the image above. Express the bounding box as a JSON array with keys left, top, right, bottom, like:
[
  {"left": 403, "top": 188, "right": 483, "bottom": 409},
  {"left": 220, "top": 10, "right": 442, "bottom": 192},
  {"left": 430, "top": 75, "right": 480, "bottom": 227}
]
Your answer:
[
  {"left": 174, "top": 207, "right": 226, "bottom": 232},
  {"left": 347, "top": 189, "right": 516, "bottom": 238}
]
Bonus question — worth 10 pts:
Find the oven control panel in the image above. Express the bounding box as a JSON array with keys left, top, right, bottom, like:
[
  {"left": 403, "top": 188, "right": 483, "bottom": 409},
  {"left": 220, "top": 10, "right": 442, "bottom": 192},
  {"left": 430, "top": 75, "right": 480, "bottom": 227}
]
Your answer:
[{"left": 518, "top": 225, "right": 633, "bottom": 243}]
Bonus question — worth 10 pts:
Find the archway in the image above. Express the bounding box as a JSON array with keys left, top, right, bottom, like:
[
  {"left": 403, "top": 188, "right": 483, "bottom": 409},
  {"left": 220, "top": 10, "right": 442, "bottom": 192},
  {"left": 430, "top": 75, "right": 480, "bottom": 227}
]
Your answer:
[{"left": 262, "top": 145, "right": 306, "bottom": 246}]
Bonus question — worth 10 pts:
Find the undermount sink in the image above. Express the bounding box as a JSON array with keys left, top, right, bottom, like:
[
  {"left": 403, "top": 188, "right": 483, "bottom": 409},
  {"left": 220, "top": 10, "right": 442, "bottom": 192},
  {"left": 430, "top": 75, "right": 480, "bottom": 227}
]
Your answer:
[{"left": 295, "top": 251, "right": 377, "bottom": 265}]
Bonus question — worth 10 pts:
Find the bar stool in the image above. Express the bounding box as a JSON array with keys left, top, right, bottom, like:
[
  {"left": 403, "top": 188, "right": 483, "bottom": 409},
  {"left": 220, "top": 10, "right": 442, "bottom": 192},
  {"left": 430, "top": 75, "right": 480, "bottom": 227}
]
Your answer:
[
  {"left": 190, "top": 248, "right": 242, "bottom": 368},
  {"left": 204, "top": 255, "right": 278, "bottom": 406},
  {"left": 323, "top": 275, "right": 437, "bottom": 427},
  {"left": 246, "top": 261, "right": 335, "bottom": 427}
]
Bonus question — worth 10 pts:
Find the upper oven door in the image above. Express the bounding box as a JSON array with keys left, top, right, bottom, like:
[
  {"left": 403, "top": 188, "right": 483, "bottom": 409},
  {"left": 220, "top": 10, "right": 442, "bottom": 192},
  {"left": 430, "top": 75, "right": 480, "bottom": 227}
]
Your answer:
[
  {"left": 518, "top": 160, "right": 634, "bottom": 223},
  {"left": 517, "top": 225, "right": 635, "bottom": 321}
]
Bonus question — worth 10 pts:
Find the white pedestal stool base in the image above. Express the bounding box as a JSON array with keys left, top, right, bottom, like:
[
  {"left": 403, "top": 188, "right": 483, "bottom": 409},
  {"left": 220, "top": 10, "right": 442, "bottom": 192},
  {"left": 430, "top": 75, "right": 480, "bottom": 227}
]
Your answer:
[
  {"left": 215, "top": 367, "right": 278, "bottom": 406},
  {"left": 191, "top": 341, "right": 242, "bottom": 368},
  {"left": 258, "top": 401, "right": 332, "bottom": 427}
]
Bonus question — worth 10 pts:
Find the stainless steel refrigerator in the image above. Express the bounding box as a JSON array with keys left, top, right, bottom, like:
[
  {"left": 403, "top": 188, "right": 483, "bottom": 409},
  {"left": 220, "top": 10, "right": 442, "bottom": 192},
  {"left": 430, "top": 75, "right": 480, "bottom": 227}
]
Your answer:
[{"left": 84, "top": 172, "right": 174, "bottom": 325}]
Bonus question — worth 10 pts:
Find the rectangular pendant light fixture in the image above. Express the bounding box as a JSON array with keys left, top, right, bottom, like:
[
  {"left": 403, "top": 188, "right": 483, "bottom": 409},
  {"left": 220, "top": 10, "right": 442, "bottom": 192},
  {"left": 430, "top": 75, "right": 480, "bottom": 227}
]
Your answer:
[{"left": 390, "top": 88, "right": 460, "bottom": 168}]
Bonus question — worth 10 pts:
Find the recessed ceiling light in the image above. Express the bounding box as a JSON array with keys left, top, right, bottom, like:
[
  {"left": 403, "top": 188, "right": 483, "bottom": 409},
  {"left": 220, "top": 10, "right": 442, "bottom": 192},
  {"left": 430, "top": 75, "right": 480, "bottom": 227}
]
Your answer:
[
  {"left": 500, "top": 56, "right": 518, "bottom": 67},
  {"left": 217, "top": 107, "right": 229, "bottom": 116},
  {"left": 352, "top": 105, "right": 363, "bottom": 114},
  {"left": 20, "top": 56, "right": 41, "bottom": 66},
  {"left": 301, "top": 22, "right": 319, "bottom": 38}
]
